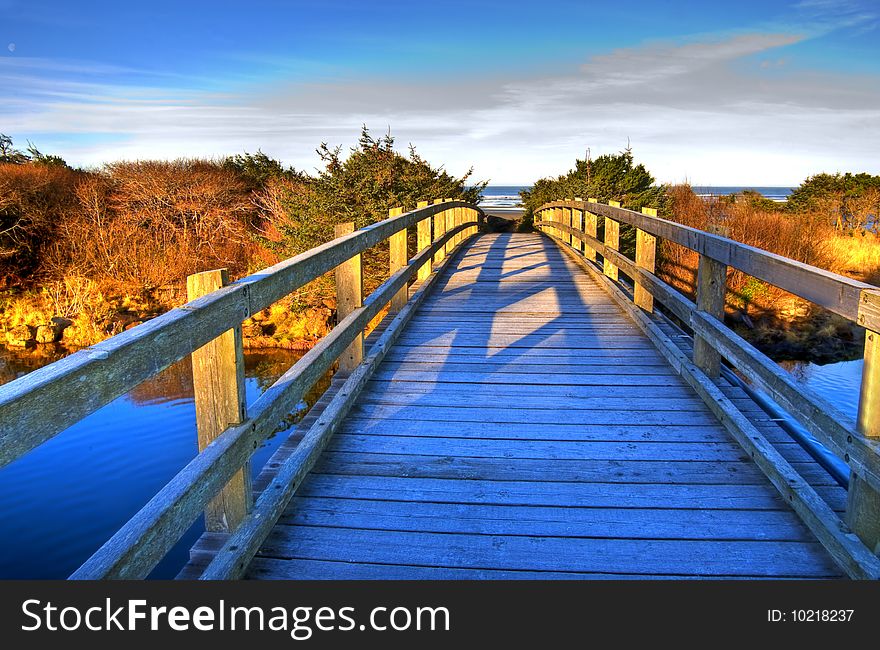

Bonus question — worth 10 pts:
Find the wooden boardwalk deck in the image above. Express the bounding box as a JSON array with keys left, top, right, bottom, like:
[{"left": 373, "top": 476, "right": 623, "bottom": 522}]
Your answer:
[{"left": 183, "top": 232, "right": 845, "bottom": 579}]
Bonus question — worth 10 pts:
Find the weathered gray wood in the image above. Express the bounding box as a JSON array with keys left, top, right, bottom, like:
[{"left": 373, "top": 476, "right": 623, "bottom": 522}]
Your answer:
[
  {"left": 693, "top": 253, "right": 727, "bottom": 378},
  {"left": 297, "top": 474, "right": 844, "bottom": 511},
  {"left": 315, "top": 450, "right": 839, "bottom": 486},
  {"left": 281, "top": 497, "right": 810, "bottom": 540},
  {"left": 71, "top": 223, "right": 469, "bottom": 579},
  {"left": 543, "top": 199, "right": 873, "bottom": 322},
  {"left": 690, "top": 311, "right": 880, "bottom": 496},
  {"left": 198, "top": 225, "right": 459, "bottom": 580},
  {"left": 256, "top": 526, "right": 840, "bottom": 577},
  {"left": 186, "top": 269, "right": 251, "bottom": 532},
  {"left": 0, "top": 199, "right": 484, "bottom": 468},
  {"left": 388, "top": 207, "right": 408, "bottom": 312},
  {"left": 244, "top": 558, "right": 787, "bottom": 580},
  {"left": 857, "top": 288, "right": 880, "bottom": 332},
  {"left": 335, "top": 222, "right": 364, "bottom": 372},
  {"left": 554, "top": 235, "right": 880, "bottom": 579}
]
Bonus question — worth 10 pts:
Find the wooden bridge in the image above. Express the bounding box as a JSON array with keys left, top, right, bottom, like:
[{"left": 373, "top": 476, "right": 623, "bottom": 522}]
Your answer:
[{"left": 2, "top": 198, "right": 880, "bottom": 579}]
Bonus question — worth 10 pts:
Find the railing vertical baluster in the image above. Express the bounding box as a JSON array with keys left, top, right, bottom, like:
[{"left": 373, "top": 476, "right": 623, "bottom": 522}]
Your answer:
[
  {"left": 693, "top": 254, "right": 727, "bottom": 378},
  {"left": 388, "top": 207, "right": 407, "bottom": 312},
  {"left": 847, "top": 290, "right": 880, "bottom": 552},
  {"left": 635, "top": 207, "right": 658, "bottom": 313},
  {"left": 584, "top": 198, "right": 598, "bottom": 262},
  {"left": 416, "top": 200, "right": 432, "bottom": 281},
  {"left": 603, "top": 201, "right": 620, "bottom": 280},
  {"left": 186, "top": 269, "right": 251, "bottom": 532},
  {"left": 335, "top": 222, "right": 363, "bottom": 373}
]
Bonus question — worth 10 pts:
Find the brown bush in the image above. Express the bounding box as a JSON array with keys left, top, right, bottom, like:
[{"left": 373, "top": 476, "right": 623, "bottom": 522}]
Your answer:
[
  {"left": 0, "top": 163, "right": 81, "bottom": 287},
  {"left": 44, "top": 159, "right": 258, "bottom": 292},
  {"left": 659, "top": 185, "right": 879, "bottom": 318}
]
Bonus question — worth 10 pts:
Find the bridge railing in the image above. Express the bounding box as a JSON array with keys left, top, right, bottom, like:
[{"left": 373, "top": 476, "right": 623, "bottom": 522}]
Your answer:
[
  {"left": 0, "top": 198, "right": 484, "bottom": 579},
  {"left": 535, "top": 198, "right": 880, "bottom": 578}
]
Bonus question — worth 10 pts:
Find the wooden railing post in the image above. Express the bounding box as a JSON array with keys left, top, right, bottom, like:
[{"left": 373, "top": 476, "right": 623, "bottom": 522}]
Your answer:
[
  {"left": 584, "top": 198, "right": 598, "bottom": 262},
  {"left": 603, "top": 201, "right": 620, "bottom": 280},
  {"left": 388, "top": 207, "right": 407, "bottom": 312},
  {"left": 186, "top": 269, "right": 251, "bottom": 532},
  {"left": 335, "top": 222, "right": 363, "bottom": 373},
  {"left": 565, "top": 201, "right": 574, "bottom": 248},
  {"left": 635, "top": 207, "right": 658, "bottom": 313},
  {"left": 433, "top": 199, "right": 447, "bottom": 265},
  {"left": 572, "top": 198, "right": 583, "bottom": 254},
  {"left": 847, "top": 289, "right": 880, "bottom": 552},
  {"left": 444, "top": 198, "right": 455, "bottom": 256},
  {"left": 693, "top": 254, "right": 727, "bottom": 378},
  {"left": 416, "top": 200, "right": 432, "bottom": 281}
]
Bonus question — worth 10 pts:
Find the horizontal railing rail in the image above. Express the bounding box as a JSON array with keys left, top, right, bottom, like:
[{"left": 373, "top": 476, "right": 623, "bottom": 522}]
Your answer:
[
  {"left": 535, "top": 198, "right": 880, "bottom": 578},
  {"left": 0, "top": 200, "right": 479, "bottom": 469},
  {"left": 0, "top": 198, "right": 483, "bottom": 579}
]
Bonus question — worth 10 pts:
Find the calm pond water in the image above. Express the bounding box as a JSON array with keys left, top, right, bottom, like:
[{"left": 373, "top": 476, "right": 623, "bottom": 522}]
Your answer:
[
  {"left": 0, "top": 345, "right": 327, "bottom": 579},
  {"left": 0, "top": 343, "right": 865, "bottom": 579}
]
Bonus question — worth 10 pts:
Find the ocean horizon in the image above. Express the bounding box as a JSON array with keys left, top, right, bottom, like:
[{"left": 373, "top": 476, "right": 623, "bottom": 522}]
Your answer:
[{"left": 478, "top": 184, "right": 794, "bottom": 208}]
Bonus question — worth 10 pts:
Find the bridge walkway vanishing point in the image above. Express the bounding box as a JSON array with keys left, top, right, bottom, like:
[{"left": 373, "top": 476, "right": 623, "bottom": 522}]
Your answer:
[
  {"left": 184, "top": 233, "right": 847, "bottom": 579},
  {"left": 4, "top": 198, "right": 880, "bottom": 580}
]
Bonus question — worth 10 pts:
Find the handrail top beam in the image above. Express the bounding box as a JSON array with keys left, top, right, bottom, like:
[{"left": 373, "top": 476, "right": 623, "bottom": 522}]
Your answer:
[{"left": 537, "top": 199, "right": 875, "bottom": 326}]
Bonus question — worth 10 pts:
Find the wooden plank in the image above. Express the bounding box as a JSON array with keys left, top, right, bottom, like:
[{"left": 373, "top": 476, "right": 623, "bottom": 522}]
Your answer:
[
  {"left": 298, "top": 474, "right": 844, "bottom": 511},
  {"left": 857, "top": 288, "right": 880, "bottom": 332},
  {"left": 280, "top": 497, "right": 811, "bottom": 541},
  {"left": 338, "top": 418, "right": 745, "bottom": 442},
  {"left": 376, "top": 361, "right": 669, "bottom": 375},
  {"left": 327, "top": 433, "right": 760, "bottom": 462},
  {"left": 256, "top": 526, "right": 840, "bottom": 577},
  {"left": 349, "top": 402, "right": 741, "bottom": 426},
  {"left": 186, "top": 269, "right": 251, "bottom": 532},
  {"left": 388, "top": 207, "right": 408, "bottom": 312},
  {"left": 367, "top": 370, "right": 684, "bottom": 386},
  {"left": 197, "top": 224, "right": 460, "bottom": 579},
  {"left": 246, "top": 558, "right": 787, "bottom": 580},
  {"left": 314, "top": 452, "right": 839, "bottom": 486},
  {"left": 554, "top": 234, "right": 880, "bottom": 579},
  {"left": 72, "top": 223, "right": 465, "bottom": 579}
]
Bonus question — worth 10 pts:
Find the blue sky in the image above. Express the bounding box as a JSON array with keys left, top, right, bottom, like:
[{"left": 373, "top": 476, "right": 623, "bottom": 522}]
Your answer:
[{"left": 2, "top": 0, "right": 878, "bottom": 184}]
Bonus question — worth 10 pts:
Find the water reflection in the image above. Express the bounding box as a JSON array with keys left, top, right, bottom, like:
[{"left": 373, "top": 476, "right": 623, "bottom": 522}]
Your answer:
[
  {"left": 0, "top": 346, "right": 329, "bottom": 579},
  {"left": 778, "top": 358, "right": 863, "bottom": 424}
]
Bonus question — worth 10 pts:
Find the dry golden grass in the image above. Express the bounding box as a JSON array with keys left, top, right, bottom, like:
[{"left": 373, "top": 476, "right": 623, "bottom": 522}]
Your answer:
[
  {"left": 660, "top": 185, "right": 880, "bottom": 319},
  {"left": 817, "top": 232, "right": 880, "bottom": 285}
]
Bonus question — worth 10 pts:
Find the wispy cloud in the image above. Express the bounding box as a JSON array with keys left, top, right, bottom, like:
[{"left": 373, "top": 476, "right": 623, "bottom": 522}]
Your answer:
[{"left": 3, "top": 18, "right": 878, "bottom": 184}]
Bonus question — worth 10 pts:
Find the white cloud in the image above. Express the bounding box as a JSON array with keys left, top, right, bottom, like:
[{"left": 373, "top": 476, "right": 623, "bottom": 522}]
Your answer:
[{"left": 3, "top": 29, "right": 879, "bottom": 185}]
